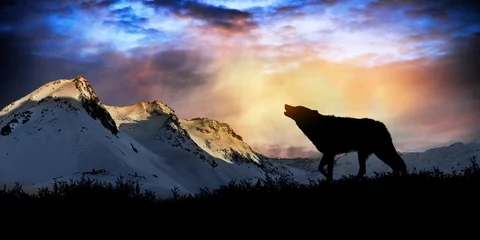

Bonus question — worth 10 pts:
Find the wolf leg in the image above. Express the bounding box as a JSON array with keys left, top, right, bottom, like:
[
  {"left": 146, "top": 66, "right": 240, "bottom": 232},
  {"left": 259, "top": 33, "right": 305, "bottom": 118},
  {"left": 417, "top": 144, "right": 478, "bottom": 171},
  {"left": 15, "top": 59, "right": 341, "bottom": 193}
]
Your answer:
[
  {"left": 356, "top": 151, "right": 370, "bottom": 179},
  {"left": 318, "top": 156, "right": 328, "bottom": 179},
  {"left": 318, "top": 153, "right": 334, "bottom": 182},
  {"left": 326, "top": 156, "right": 334, "bottom": 182}
]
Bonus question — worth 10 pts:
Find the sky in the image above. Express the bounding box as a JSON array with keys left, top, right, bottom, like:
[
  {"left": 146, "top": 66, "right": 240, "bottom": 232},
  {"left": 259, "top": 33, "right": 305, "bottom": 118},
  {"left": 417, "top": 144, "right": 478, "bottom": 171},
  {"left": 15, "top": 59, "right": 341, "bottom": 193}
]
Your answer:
[{"left": 1, "top": 0, "right": 479, "bottom": 158}]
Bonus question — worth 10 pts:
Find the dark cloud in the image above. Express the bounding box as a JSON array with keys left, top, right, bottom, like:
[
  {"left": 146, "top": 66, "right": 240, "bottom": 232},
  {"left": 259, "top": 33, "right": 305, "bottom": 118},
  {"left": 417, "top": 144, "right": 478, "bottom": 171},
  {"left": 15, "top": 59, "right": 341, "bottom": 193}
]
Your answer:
[
  {"left": 443, "top": 33, "right": 480, "bottom": 100},
  {"left": 340, "top": 0, "right": 480, "bottom": 58},
  {"left": 0, "top": 0, "right": 16, "bottom": 11},
  {"left": 79, "top": 0, "right": 120, "bottom": 9},
  {"left": 0, "top": 0, "right": 74, "bottom": 38},
  {"left": 0, "top": 39, "right": 212, "bottom": 109},
  {"left": 273, "top": 0, "right": 341, "bottom": 13},
  {"left": 0, "top": 0, "right": 78, "bottom": 21},
  {"left": 64, "top": 48, "right": 214, "bottom": 107},
  {"left": 0, "top": 31, "right": 98, "bottom": 108},
  {"left": 102, "top": 5, "right": 165, "bottom": 37},
  {"left": 275, "top": 5, "right": 301, "bottom": 13},
  {"left": 109, "top": 6, "right": 149, "bottom": 23},
  {"left": 400, "top": 31, "right": 479, "bottom": 97},
  {"left": 144, "top": 0, "right": 257, "bottom": 33},
  {"left": 0, "top": 1, "right": 212, "bottom": 108},
  {"left": 143, "top": 0, "right": 177, "bottom": 8},
  {"left": 109, "top": 6, "right": 143, "bottom": 22},
  {"left": 370, "top": 0, "right": 480, "bottom": 20},
  {"left": 0, "top": 32, "right": 33, "bottom": 106},
  {"left": 103, "top": 20, "right": 161, "bottom": 34},
  {"left": 149, "top": 49, "right": 212, "bottom": 90},
  {"left": 404, "top": 6, "right": 450, "bottom": 20},
  {"left": 385, "top": 32, "right": 480, "bottom": 144},
  {"left": 369, "top": 0, "right": 417, "bottom": 8}
]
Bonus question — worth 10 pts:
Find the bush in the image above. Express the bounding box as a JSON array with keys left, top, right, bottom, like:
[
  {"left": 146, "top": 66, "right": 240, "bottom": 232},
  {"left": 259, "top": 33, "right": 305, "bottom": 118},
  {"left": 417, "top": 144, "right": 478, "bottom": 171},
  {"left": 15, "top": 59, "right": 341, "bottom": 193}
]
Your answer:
[{"left": 1, "top": 156, "right": 479, "bottom": 208}]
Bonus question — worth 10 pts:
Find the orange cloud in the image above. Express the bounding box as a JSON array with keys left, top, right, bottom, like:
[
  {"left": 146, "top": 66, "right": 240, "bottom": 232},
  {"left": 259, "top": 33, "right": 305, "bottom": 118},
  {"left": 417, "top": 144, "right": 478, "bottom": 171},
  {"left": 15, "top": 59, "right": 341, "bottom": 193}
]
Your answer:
[{"left": 163, "top": 42, "right": 479, "bottom": 156}]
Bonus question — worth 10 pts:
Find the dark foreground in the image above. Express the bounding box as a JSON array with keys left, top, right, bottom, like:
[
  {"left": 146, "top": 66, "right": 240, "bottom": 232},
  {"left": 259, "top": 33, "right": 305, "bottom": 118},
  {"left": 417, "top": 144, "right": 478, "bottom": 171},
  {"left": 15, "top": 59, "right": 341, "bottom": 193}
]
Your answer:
[{"left": 2, "top": 156, "right": 480, "bottom": 208}]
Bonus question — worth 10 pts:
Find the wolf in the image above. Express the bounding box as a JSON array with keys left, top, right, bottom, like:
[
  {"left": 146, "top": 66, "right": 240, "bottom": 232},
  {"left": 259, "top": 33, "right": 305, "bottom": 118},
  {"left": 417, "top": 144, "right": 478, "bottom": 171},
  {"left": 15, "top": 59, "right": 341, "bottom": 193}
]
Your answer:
[{"left": 284, "top": 104, "right": 407, "bottom": 182}]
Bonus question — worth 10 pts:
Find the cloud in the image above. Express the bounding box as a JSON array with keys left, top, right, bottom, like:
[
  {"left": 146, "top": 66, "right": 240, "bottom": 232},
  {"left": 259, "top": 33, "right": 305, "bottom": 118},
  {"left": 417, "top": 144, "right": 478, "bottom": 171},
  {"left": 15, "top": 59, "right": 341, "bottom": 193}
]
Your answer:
[
  {"left": 144, "top": 0, "right": 258, "bottom": 34},
  {"left": 178, "top": 28, "right": 480, "bottom": 154},
  {"left": 367, "top": 0, "right": 480, "bottom": 28},
  {"left": 148, "top": 49, "right": 213, "bottom": 91},
  {"left": 370, "top": 33, "right": 480, "bottom": 150},
  {"left": 275, "top": 5, "right": 302, "bottom": 13},
  {"left": 2, "top": 0, "right": 480, "bottom": 158},
  {"left": 80, "top": 0, "right": 120, "bottom": 9},
  {"left": 80, "top": 48, "right": 215, "bottom": 109},
  {"left": 0, "top": 30, "right": 103, "bottom": 107},
  {"left": 252, "top": 144, "right": 321, "bottom": 159},
  {"left": 0, "top": 0, "right": 15, "bottom": 11},
  {"left": 109, "top": 6, "right": 149, "bottom": 23},
  {"left": 103, "top": 20, "right": 162, "bottom": 35}
]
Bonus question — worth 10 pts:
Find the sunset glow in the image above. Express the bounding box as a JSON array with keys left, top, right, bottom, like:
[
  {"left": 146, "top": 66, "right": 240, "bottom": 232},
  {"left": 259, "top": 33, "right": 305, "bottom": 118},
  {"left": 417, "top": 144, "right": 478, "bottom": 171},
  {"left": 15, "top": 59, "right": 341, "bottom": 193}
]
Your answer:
[{"left": 2, "top": 0, "right": 479, "bottom": 158}]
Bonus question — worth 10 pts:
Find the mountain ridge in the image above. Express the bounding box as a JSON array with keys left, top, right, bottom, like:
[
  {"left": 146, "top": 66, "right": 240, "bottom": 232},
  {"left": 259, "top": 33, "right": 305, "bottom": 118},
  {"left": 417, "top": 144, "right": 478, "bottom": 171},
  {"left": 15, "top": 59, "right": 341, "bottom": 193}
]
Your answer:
[{"left": 0, "top": 75, "right": 290, "bottom": 196}]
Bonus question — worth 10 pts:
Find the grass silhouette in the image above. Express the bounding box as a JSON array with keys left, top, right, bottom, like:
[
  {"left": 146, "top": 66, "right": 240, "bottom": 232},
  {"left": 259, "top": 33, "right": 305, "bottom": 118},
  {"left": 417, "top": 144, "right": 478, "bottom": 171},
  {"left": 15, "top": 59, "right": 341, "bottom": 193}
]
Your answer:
[{"left": 1, "top": 155, "right": 479, "bottom": 208}]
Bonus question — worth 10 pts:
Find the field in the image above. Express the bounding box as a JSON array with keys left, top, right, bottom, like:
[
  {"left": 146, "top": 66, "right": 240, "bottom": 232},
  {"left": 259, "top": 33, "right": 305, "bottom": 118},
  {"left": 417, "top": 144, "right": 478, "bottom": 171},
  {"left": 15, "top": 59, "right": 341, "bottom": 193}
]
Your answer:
[{"left": 2, "top": 156, "right": 479, "bottom": 208}]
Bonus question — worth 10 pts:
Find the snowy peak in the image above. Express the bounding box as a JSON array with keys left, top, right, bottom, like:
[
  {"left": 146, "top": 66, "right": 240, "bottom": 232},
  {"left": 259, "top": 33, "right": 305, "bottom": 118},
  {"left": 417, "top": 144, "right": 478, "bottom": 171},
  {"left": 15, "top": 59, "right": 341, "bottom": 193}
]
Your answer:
[
  {"left": 180, "top": 117, "right": 286, "bottom": 175},
  {"left": 107, "top": 101, "right": 270, "bottom": 169},
  {"left": 107, "top": 100, "right": 176, "bottom": 121},
  {"left": 181, "top": 117, "right": 262, "bottom": 165},
  {"left": 140, "top": 100, "right": 175, "bottom": 116},
  {"left": 2, "top": 75, "right": 97, "bottom": 113},
  {"left": 72, "top": 74, "right": 101, "bottom": 103},
  {"left": 0, "top": 75, "right": 118, "bottom": 136},
  {"left": 73, "top": 75, "right": 118, "bottom": 135},
  {"left": 187, "top": 117, "right": 243, "bottom": 141},
  {"left": 106, "top": 101, "right": 220, "bottom": 168}
]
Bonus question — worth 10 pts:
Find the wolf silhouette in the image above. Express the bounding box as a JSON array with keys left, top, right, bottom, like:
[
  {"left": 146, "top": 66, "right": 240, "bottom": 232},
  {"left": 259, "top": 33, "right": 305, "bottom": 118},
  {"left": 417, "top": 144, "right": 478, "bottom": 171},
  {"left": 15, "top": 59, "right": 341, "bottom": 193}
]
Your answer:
[{"left": 284, "top": 104, "right": 407, "bottom": 182}]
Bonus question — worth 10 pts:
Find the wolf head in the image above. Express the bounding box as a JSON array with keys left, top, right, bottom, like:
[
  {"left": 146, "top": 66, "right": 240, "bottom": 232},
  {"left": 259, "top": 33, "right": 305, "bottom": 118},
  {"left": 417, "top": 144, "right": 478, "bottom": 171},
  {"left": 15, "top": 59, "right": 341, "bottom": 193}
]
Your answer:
[{"left": 284, "top": 104, "right": 320, "bottom": 124}]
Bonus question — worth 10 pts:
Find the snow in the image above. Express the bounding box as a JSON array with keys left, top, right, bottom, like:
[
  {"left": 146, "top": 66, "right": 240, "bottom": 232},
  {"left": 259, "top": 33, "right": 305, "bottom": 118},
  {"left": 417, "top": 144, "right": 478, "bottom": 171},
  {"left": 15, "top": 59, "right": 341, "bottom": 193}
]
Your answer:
[
  {"left": 0, "top": 78, "right": 186, "bottom": 196},
  {"left": 105, "top": 101, "right": 283, "bottom": 193},
  {"left": 277, "top": 140, "right": 480, "bottom": 183},
  {"left": 1, "top": 76, "right": 479, "bottom": 197},
  {"left": 0, "top": 77, "right": 285, "bottom": 197},
  {"left": 181, "top": 117, "right": 262, "bottom": 164}
]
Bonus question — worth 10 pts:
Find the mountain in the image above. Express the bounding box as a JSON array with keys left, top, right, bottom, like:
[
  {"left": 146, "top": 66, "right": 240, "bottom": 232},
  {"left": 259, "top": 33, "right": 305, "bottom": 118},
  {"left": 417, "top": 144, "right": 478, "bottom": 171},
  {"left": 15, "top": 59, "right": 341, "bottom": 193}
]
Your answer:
[
  {"left": 1, "top": 75, "right": 479, "bottom": 197},
  {"left": 0, "top": 75, "right": 290, "bottom": 197}
]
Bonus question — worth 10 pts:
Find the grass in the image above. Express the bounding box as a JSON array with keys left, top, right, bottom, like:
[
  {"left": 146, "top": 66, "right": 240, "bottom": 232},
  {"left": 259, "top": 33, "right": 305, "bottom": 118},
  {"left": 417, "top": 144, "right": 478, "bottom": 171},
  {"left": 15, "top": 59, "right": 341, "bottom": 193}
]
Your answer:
[{"left": 2, "top": 156, "right": 479, "bottom": 208}]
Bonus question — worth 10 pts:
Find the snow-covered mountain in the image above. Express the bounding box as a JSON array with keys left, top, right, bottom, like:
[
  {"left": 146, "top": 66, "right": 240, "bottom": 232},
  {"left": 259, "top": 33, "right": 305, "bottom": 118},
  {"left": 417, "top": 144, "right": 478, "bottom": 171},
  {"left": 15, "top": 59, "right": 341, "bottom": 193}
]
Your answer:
[
  {"left": 276, "top": 140, "right": 480, "bottom": 183},
  {"left": 0, "top": 75, "right": 289, "bottom": 197},
  {"left": 1, "top": 75, "right": 479, "bottom": 197}
]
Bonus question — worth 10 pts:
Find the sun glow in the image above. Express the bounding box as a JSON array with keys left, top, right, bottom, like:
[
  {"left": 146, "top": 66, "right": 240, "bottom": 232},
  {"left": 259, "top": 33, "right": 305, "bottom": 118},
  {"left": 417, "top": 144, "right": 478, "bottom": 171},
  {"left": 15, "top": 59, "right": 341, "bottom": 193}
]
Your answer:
[{"left": 196, "top": 50, "right": 421, "bottom": 152}]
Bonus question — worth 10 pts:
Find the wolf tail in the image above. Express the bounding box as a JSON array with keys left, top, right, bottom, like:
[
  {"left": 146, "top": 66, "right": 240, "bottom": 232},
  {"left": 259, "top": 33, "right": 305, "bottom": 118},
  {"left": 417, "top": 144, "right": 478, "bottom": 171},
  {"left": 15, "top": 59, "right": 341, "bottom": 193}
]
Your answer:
[
  {"left": 375, "top": 140, "right": 408, "bottom": 175},
  {"left": 393, "top": 150, "right": 407, "bottom": 175}
]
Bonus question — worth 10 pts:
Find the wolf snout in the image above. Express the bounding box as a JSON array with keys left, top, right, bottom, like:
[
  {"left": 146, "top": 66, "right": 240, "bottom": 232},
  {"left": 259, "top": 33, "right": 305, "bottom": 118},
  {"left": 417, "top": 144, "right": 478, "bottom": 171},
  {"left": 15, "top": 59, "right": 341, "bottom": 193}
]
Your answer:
[{"left": 284, "top": 104, "right": 293, "bottom": 117}]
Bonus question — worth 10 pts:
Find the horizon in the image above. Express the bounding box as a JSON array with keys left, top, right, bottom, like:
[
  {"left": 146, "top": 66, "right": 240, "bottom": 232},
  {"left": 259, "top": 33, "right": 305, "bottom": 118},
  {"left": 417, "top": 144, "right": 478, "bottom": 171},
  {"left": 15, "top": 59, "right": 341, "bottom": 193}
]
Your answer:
[{"left": 1, "top": 0, "right": 480, "bottom": 158}]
